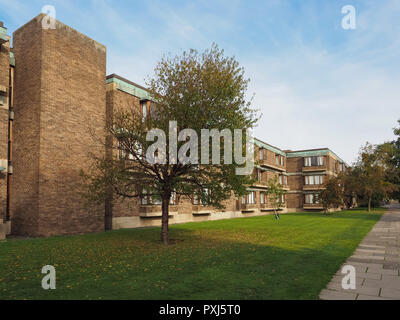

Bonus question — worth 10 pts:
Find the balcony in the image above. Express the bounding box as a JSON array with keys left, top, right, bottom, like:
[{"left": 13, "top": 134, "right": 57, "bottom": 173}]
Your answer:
[
  {"left": 259, "top": 159, "right": 286, "bottom": 172},
  {"left": 240, "top": 203, "right": 258, "bottom": 213},
  {"left": 260, "top": 204, "right": 274, "bottom": 212},
  {"left": 259, "top": 204, "right": 285, "bottom": 212},
  {"left": 302, "top": 165, "right": 326, "bottom": 173},
  {"left": 303, "top": 184, "right": 325, "bottom": 191},
  {"left": 139, "top": 205, "right": 178, "bottom": 218},
  {"left": 192, "top": 205, "right": 213, "bottom": 216},
  {"left": 252, "top": 180, "right": 268, "bottom": 188},
  {"left": 303, "top": 203, "right": 324, "bottom": 210}
]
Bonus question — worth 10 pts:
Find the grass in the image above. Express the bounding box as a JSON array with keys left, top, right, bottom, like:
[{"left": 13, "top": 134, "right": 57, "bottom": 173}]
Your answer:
[{"left": 0, "top": 207, "right": 386, "bottom": 300}]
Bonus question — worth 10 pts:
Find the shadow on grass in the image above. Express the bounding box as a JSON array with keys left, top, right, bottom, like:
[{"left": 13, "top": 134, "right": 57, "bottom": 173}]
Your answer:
[{"left": 0, "top": 213, "right": 376, "bottom": 300}]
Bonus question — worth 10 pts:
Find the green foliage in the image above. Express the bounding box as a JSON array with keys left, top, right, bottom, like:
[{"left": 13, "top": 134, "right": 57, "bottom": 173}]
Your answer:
[
  {"left": 344, "top": 142, "right": 397, "bottom": 212},
  {"left": 317, "top": 176, "right": 344, "bottom": 213},
  {"left": 81, "top": 44, "right": 258, "bottom": 243},
  {"left": 383, "top": 120, "right": 400, "bottom": 201}
]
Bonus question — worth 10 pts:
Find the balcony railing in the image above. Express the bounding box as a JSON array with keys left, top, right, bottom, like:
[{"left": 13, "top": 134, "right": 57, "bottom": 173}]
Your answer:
[
  {"left": 252, "top": 180, "right": 268, "bottom": 187},
  {"left": 240, "top": 203, "right": 258, "bottom": 212},
  {"left": 303, "top": 203, "right": 323, "bottom": 210},
  {"left": 259, "top": 159, "right": 286, "bottom": 171},
  {"left": 303, "top": 184, "right": 325, "bottom": 191},
  {"left": 139, "top": 205, "right": 178, "bottom": 218},
  {"left": 192, "top": 205, "right": 213, "bottom": 216},
  {"left": 302, "top": 165, "right": 326, "bottom": 172}
]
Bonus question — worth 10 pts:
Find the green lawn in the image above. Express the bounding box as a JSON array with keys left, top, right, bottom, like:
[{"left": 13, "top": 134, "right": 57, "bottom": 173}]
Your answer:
[{"left": 0, "top": 208, "right": 385, "bottom": 300}]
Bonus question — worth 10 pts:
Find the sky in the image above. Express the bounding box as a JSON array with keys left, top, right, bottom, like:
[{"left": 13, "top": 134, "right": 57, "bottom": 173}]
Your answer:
[{"left": 0, "top": 0, "right": 399, "bottom": 164}]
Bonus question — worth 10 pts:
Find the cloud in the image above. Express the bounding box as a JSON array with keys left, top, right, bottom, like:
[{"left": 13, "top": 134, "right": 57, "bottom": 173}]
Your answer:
[{"left": 1, "top": 0, "right": 399, "bottom": 164}]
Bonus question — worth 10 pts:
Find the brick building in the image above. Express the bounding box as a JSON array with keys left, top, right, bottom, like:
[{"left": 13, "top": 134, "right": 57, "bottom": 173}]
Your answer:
[{"left": 0, "top": 14, "right": 347, "bottom": 238}]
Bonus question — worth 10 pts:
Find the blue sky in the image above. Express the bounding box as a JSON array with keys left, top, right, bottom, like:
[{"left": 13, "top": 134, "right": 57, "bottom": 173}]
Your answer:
[{"left": 1, "top": 0, "right": 399, "bottom": 163}]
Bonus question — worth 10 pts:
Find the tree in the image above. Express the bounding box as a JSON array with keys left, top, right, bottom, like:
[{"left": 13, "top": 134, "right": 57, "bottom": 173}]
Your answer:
[
  {"left": 352, "top": 143, "right": 397, "bottom": 212},
  {"left": 340, "top": 169, "right": 359, "bottom": 209},
  {"left": 81, "top": 45, "right": 258, "bottom": 244},
  {"left": 266, "top": 176, "right": 286, "bottom": 219},
  {"left": 384, "top": 120, "right": 400, "bottom": 201},
  {"left": 317, "top": 176, "right": 344, "bottom": 213}
]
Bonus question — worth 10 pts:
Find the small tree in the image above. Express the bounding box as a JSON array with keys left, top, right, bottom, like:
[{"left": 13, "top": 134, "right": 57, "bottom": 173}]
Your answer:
[
  {"left": 266, "top": 176, "right": 286, "bottom": 219},
  {"left": 81, "top": 45, "right": 258, "bottom": 244},
  {"left": 317, "top": 176, "right": 344, "bottom": 213}
]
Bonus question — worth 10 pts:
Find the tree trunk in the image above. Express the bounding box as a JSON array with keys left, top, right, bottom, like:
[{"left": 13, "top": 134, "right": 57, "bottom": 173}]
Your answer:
[
  {"left": 161, "top": 196, "right": 170, "bottom": 245},
  {"left": 368, "top": 196, "right": 372, "bottom": 213},
  {"left": 273, "top": 206, "right": 279, "bottom": 219}
]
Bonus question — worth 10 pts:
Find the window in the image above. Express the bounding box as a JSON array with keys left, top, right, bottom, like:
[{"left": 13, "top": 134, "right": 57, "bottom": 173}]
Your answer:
[
  {"left": 193, "top": 189, "right": 210, "bottom": 205},
  {"left": 305, "top": 193, "right": 313, "bottom": 204},
  {"left": 305, "top": 193, "right": 319, "bottom": 204},
  {"left": 275, "top": 155, "right": 280, "bottom": 165},
  {"left": 315, "top": 176, "right": 324, "bottom": 185},
  {"left": 141, "top": 101, "right": 148, "bottom": 121},
  {"left": 280, "top": 156, "right": 284, "bottom": 166},
  {"left": 305, "top": 175, "right": 324, "bottom": 185},
  {"left": 170, "top": 192, "right": 177, "bottom": 205},
  {"left": 193, "top": 194, "right": 199, "bottom": 205},
  {"left": 141, "top": 189, "right": 148, "bottom": 205},
  {"left": 280, "top": 175, "right": 288, "bottom": 185},
  {"left": 259, "top": 148, "right": 264, "bottom": 161},
  {"left": 254, "top": 168, "right": 262, "bottom": 182},
  {"left": 281, "top": 195, "right": 285, "bottom": 204},
  {"left": 248, "top": 191, "right": 256, "bottom": 204},
  {"left": 141, "top": 189, "right": 164, "bottom": 205},
  {"left": 241, "top": 196, "right": 246, "bottom": 205},
  {"left": 260, "top": 192, "right": 265, "bottom": 204},
  {"left": 304, "top": 156, "right": 324, "bottom": 167}
]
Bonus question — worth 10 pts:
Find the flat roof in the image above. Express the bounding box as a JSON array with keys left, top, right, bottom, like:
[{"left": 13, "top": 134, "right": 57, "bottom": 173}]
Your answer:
[
  {"left": 106, "top": 74, "right": 152, "bottom": 101},
  {"left": 287, "top": 148, "right": 347, "bottom": 165},
  {"left": 106, "top": 74, "right": 149, "bottom": 92}
]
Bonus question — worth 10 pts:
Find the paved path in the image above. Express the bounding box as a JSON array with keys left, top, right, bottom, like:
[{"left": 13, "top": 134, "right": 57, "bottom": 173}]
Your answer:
[{"left": 320, "top": 204, "right": 400, "bottom": 300}]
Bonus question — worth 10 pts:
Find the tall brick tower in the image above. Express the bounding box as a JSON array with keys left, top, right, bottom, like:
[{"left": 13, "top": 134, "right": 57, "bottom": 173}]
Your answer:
[
  {"left": 12, "top": 14, "right": 107, "bottom": 236},
  {"left": 0, "top": 22, "right": 12, "bottom": 239}
]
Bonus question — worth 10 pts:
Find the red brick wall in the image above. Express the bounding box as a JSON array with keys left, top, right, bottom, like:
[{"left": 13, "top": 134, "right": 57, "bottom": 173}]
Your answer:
[
  {"left": 12, "top": 17, "right": 42, "bottom": 236},
  {"left": 105, "top": 83, "right": 142, "bottom": 222},
  {"left": 12, "top": 14, "right": 106, "bottom": 236},
  {"left": 286, "top": 157, "right": 303, "bottom": 173},
  {"left": 0, "top": 30, "right": 10, "bottom": 223}
]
